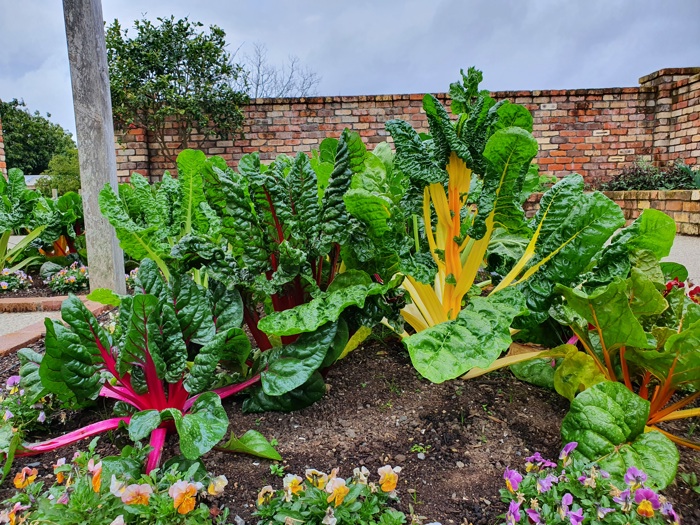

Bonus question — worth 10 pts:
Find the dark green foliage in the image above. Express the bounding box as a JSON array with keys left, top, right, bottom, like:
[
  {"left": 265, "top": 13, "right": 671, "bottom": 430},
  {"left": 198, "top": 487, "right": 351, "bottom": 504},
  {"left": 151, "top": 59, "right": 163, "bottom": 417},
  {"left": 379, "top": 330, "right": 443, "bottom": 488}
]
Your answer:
[
  {"left": 0, "top": 99, "right": 75, "bottom": 174},
  {"left": 600, "top": 159, "right": 699, "bottom": 191},
  {"left": 106, "top": 16, "right": 249, "bottom": 161},
  {"left": 35, "top": 148, "right": 81, "bottom": 196}
]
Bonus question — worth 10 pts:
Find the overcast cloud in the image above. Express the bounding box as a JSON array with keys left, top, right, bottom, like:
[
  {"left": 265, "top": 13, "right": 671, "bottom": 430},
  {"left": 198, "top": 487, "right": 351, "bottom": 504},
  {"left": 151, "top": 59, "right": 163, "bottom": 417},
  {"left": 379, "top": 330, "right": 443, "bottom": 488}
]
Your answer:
[{"left": 1, "top": 0, "right": 698, "bottom": 137}]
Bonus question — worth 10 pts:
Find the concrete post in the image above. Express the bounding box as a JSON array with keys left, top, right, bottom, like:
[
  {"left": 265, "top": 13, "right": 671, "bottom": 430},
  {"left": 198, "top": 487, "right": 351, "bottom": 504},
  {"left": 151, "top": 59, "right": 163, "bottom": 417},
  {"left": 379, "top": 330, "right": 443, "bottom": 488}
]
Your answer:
[{"left": 63, "top": 0, "right": 126, "bottom": 293}]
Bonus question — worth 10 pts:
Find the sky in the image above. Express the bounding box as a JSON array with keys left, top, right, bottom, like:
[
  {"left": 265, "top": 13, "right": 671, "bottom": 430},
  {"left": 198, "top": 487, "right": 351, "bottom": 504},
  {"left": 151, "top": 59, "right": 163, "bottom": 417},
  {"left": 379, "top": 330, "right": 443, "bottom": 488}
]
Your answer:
[{"left": 1, "top": 0, "right": 698, "bottom": 138}]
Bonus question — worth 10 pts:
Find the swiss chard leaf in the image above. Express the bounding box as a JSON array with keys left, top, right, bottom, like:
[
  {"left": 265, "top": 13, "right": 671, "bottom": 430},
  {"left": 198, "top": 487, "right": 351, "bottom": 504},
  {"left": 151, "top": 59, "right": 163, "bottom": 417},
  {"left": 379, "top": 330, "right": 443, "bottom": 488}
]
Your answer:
[
  {"left": 561, "top": 381, "right": 678, "bottom": 489},
  {"left": 17, "top": 348, "right": 48, "bottom": 405},
  {"left": 185, "top": 328, "right": 250, "bottom": 395},
  {"left": 242, "top": 372, "right": 327, "bottom": 413},
  {"left": 162, "top": 392, "right": 228, "bottom": 460},
  {"left": 217, "top": 430, "right": 282, "bottom": 461}
]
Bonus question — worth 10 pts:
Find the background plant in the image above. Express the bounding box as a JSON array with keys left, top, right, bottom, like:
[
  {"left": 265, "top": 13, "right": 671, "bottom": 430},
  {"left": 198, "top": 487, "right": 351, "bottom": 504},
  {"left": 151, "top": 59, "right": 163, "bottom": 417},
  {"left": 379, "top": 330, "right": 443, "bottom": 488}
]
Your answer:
[
  {"left": 0, "top": 269, "right": 32, "bottom": 292},
  {"left": 44, "top": 262, "right": 89, "bottom": 293},
  {"left": 106, "top": 16, "right": 249, "bottom": 162},
  {"left": 35, "top": 148, "right": 81, "bottom": 197},
  {"left": 600, "top": 159, "right": 699, "bottom": 191}
]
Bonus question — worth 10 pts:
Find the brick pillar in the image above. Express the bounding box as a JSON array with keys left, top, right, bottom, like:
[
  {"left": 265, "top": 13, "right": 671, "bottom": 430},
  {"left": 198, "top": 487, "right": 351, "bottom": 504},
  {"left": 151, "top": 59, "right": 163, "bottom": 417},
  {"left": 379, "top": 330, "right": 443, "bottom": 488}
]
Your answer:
[
  {"left": 0, "top": 117, "right": 7, "bottom": 177},
  {"left": 639, "top": 68, "right": 700, "bottom": 168}
]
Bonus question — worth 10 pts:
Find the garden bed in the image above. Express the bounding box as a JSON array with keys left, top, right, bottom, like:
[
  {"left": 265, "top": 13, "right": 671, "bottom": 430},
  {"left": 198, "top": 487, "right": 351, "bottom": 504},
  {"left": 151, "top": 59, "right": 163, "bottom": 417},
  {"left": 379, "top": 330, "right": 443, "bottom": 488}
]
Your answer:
[{"left": 1, "top": 336, "right": 698, "bottom": 524}]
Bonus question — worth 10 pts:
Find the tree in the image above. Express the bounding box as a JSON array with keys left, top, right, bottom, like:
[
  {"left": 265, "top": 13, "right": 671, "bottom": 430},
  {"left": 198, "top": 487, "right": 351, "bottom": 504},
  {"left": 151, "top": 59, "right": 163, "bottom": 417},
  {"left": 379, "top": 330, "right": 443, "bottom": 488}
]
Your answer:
[
  {"left": 35, "top": 148, "right": 81, "bottom": 196},
  {"left": 105, "top": 16, "right": 249, "bottom": 162},
  {"left": 0, "top": 99, "right": 75, "bottom": 174},
  {"left": 240, "top": 42, "right": 321, "bottom": 98}
]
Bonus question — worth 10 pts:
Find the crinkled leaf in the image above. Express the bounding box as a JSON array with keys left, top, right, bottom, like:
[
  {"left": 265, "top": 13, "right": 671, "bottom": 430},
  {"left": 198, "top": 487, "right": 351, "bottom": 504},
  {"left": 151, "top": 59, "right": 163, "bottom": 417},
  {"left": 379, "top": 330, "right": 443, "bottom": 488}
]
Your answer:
[
  {"left": 344, "top": 189, "right": 393, "bottom": 237},
  {"left": 171, "top": 272, "right": 216, "bottom": 345},
  {"left": 217, "top": 430, "right": 282, "bottom": 461},
  {"left": 561, "top": 381, "right": 678, "bottom": 489},
  {"left": 177, "top": 149, "right": 208, "bottom": 235},
  {"left": 553, "top": 350, "right": 607, "bottom": 401},
  {"left": 242, "top": 372, "right": 327, "bottom": 413},
  {"left": 118, "top": 294, "right": 166, "bottom": 379},
  {"left": 185, "top": 327, "right": 250, "bottom": 395},
  {"left": 510, "top": 358, "right": 557, "bottom": 389},
  {"left": 405, "top": 289, "right": 526, "bottom": 383},
  {"left": 60, "top": 295, "right": 112, "bottom": 359},
  {"left": 262, "top": 322, "right": 338, "bottom": 396},
  {"left": 128, "top": 410, "right": 161, "bottom": 442},
  {"left": 207, "top": 280, "right": 244, "bottom": 333},
  {"left": 627, "top": 267, "right": 668, "bottom": 320},
  {"left": 18, "top": 348, "right": 47, "bottom": 405},
  {"left": 163, "top": 392, "right": 228, "bottom": 460}
]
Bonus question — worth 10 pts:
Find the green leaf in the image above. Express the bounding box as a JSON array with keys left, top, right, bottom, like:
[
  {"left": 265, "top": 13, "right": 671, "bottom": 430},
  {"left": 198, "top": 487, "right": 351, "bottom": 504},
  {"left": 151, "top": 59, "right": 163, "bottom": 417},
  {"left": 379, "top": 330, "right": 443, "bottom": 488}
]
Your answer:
[
  {"left": 207, "top": 280, "right": 244, "bottom": 333},
  {"left": 627, "top": 267, "right": 667, "bottom": 320},
  {"left": 553, "top": 351, "right": 607, "bottom": 401},
  {"left": 257, "top": 271, "right": 389, "bottom": 337},
  {"left": 344, "top": 189, "right": 393, "bottom": 237},
  {"left": 60, "top": 295, "right": 112, "bottom": 359},
  {"left": 405, "top": 289, "right": 525, "bottom": 383},
  {"left": 185, "top": 327, "right": 250, "bottom": 395},
  {"left": 660, "top": 262, "right": 688, "bottom": 282},
  {"left": 262, "top": 322, "right": 338, "bottom": 396},
  {"left": 163, "top": 392, "right": 228, "bottom": 460},
  {"left": 40, "top": 318, "right": 102, "bottom": 405},
  {"left": 177, "top": 149, "right": 208, "bottom": 235},
  {"left": 171, "top": 272, "right": 216, "bottom": 345},
  {"left": 128, "top": 410, "right": 162, "bottom": 441},
  {"left": 242, "top": 372, "right": 327, "bottom": 413},
  {"left": 17, "top": 348, "right": 47, "bottom": 405},
  {"left": 510, "top": 358, "right": 557, "bottom": 389},
  {"left": 86, "top": 288, "right": 122, "bottom": 307},
  {"left": 561, "top": 381, "right": 678, "bottom": 489},
  {"left": 217, "top": 430, "right": 282, "bottom": 461},
  {"left": 117, "top": 294, "right": 165, "bottom": 379},
  {"left": 556, "top": 279, "right": 651, "bottom": 353}
]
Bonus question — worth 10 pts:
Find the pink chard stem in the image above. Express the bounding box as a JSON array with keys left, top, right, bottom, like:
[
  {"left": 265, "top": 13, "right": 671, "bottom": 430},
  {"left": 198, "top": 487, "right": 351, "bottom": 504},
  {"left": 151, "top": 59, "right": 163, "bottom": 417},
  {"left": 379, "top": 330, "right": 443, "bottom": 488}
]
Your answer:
[
  {"left": 17, "top": 417, "right": 131, "bottom": 456},
  {"left": 145, "top": 427, "right": 168, "bottom": 474}
]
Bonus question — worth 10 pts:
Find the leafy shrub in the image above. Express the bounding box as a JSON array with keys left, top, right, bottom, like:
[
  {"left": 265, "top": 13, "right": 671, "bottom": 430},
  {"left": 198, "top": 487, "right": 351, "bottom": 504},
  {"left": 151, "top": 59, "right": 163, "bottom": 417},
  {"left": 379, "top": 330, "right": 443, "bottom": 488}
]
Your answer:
[
  {"left": 2, "top": 441, "right": 232, "bottom": 524},
  {"left": 500, "top": 442, "right": 682, "bottom": 524},
  {"left": 600, "top": 160, "right": 699, "bottom": 191},
  {"left": 254, "top": 465, "right": 406, "bottom": 525},
  {"left": 35, "top": 148, "right": 81, "bottom": 197},
  {"left": 45, "top": 262, "right": 89, "bottom": 293},
  {"left": 0, "top": 269, "right": 32, "bottom": 292}
]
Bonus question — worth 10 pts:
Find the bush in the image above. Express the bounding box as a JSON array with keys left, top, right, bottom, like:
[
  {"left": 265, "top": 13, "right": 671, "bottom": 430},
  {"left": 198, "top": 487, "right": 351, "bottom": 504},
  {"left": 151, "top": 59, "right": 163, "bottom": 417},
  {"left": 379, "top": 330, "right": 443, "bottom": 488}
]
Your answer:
[
  {"left": 35, "top": 148, "right": 81, "bottom": 197},
  {"left": 600, "top": 160, "right": 699, "bottom": 191}
]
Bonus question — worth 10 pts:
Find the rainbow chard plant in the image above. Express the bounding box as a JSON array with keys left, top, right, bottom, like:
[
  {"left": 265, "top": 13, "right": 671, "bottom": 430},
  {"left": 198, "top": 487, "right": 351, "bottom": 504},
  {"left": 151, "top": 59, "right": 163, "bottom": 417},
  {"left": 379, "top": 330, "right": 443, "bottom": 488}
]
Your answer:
[
  {"left": 0, "top": 259, "right": 281, "bottom": 475},
  {"left": 386, "top": 69, "right": 625, "bottom": 383}
]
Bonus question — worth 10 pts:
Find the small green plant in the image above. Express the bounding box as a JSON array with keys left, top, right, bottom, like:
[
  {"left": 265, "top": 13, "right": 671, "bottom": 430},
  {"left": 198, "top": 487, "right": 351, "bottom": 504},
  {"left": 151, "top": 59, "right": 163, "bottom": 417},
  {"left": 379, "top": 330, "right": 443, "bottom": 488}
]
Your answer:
[
  {"left": 44, "top": 261, "right": 89, "bottom": 293},
  {"left": 0, "top": 269, "right": 32, "bottom": 293},
  {"left": 0, "top": 373, "right": 54, "bottom": 435},
  {"left": 500, "top": 442, "right": 682, "bottom": 525},
  {"left": 600, "top": 159, "right": 699, "bottom": 191},
  {"left": 1, "top": 441, "right": 232, "bottom": 524},
  {"left": 409, "top": 444, "right": 431, "bottom": 454},
  {"left": 270, "top": 464, "right": 286, "bottom": 477},
  {"left": 125, "top": 267, "right": 139, "bottom": 288},
  {"left": 254, "top": 465, "right": 406, "bottom": 525},
  {"left": 679, "top": 472, "right": 700, "bottom": 494}
]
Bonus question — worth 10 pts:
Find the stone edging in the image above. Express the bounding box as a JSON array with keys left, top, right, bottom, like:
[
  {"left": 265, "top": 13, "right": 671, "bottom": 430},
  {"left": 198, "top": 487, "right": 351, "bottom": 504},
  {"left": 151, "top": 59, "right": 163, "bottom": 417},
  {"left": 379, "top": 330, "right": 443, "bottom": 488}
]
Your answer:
[
  {"left": 0, "top": 300, "right": 112, "bottom": 357},
  {"left": 0, "top": 294, "right": 88, "bottom": 313}
]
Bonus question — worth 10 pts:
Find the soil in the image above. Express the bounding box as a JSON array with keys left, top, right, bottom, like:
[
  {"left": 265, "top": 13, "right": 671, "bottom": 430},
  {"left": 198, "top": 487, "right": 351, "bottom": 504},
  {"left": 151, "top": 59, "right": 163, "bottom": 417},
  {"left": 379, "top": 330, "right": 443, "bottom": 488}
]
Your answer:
[
  {"left": 0, "top": 271, "right": 55, "bottom": 299},
  {"left": 0, "top": 337, "right": 698, "bottom": 525}
]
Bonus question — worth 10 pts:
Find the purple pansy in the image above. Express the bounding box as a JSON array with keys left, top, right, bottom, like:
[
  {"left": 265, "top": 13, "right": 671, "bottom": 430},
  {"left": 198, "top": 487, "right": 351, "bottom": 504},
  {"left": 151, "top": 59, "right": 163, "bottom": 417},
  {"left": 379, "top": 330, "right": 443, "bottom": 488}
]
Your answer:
[
  {"left": 624, "top": 466, "right": 647, "bottom": 488},
  {"left": 613, "top": 488, "right": 633, "bottom": 512},
  {"left": 525, "top": 508, "right": 542, "bottom": 524},
  {"left": 634, "top": 488, "right": 660, "bottom": 515},
  {"left": 3, "top": 410, "right": 13, "bottom": 421},
  {"left": 661, "top": 502, "right": 680, "bottom": 525},
  {"left": 504, "top": 468, "right": 522, "bottom": 493},
  {"left": 558, "top": 493, "right": 573, "bottom": 519},
  {"left": 505, "top": 501, "right": 521, "bottom": 525},
  {"left": 559, "top": 442, "right": 577, "bottom": 465},
  {"left": 567, "top": 508, "right": 584, "bottom": 525},
  {"left": 6, "top": 376, "right": 20, "bottom": 389},
  {"left": 525, "top": 452, "right": 557, "bottom": 472},
  {"left": 596, "top": 505, "right": 614, "bottom": 519},
  {"left": 536, "top": 474, "right": 558, "bottom": 494}
]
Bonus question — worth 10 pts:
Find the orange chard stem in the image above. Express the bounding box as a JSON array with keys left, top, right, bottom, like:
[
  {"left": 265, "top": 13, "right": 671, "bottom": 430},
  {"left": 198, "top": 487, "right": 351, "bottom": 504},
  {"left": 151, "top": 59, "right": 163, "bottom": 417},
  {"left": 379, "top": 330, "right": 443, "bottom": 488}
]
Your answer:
[
  {"left": 619, "top": 347, "right": 633, "bottom": 391},
  {"left": 648, "top": 390, "right": 700, "bottom": 425},
  {"left": 638, "top": 371, "right": 652, "bottom": 400}
]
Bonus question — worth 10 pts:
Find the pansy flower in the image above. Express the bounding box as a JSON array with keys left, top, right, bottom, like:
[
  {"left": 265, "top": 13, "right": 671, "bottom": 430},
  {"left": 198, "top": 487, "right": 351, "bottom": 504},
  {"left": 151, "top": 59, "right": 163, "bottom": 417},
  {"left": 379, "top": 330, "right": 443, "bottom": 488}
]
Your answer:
[
  {"left": 525, "top": 452, "right": 556, "bottom": 472},
  {"left": 57, "top": 491, "right": 70, "bottom": 505},
  {"left": 661, "top": 502, "right": 681, "bottom": 525},
  {"left": 37, "top": 411, "right": 46, "bottom": 423},
  {"left": 88, "top": 458, "right": 102, "bottom": 492},
  {"left": 3, "top": 410, "right": 13, "bottom": 421},
  {"left": 305, "top": 469, "right": 329, "bottom": 489},
  {"left": 6, "top": 376, "right": 20, "bottom": 394},
  {"left": 283, "top": 474, "right": 304, "bottom": 501},
  {"left": 613, "top": 488, "right": 633, "bottom": 512},
  {"left": 596, "top": 505, "right": 614, "bottom": 520},
  {"left": 559, "top": 442, "right": 577, "bottom": 466},
  {"left": 110, "top": 516, "right": 126, "bottom": 525},
  {"left": 536, "top": 474, "right": 558, "bottom": 494},
  {"left": 54, "top": 457, "right": 67, "bottom": 484},
  {"left": 0, "top": 282, "right": 7, "bottom": 290},
  {"left": 505, "top": 501, "right": 521, "bottom": 525},
  {"left": 353, "top": 466, "right": 370, "bottom": 484},
  {"left": 525, "top": 508, "right": 542, "bottom": 524},
  {"left": 634, "top": 487, "right": 660, "bottom": 518},
  {"left": 3, "top": 502, "right": 30, "bottom": 524},
  {"left": 567, "top": 508, "right": 584, "bottom": 525},
  {"left": 504, "top": 468, "right": 522, "bottom": 493},
  {"left": 169, "top": 480, "right": 200, "bottom": 515},
  {"left": 121, "top": 483, "right": 153, "bottom": 505},
  {"left": 13, "top": 467, "right": 38, "bottom": 489},
  {"left": 325, "top": 478, "right": 350, "bottom": 507},
  {"left": 208, "top": 475, "right": 228, "bottom": 496},
  {"left": 378, "top": 465, "right": 401, "bottom": 493},
  {"left": 558, "top": 493, "right": 573, "bottom": 520},
  {"left": 624, "top": 466, "right": 647, "bottom": 490},
  {"left": 322, "top": 506, "right": 337, "bottom": 525},
  {"left": 257, "top": 485, "right": 274, "bottom": 506},
  {"left": 110, "top": 475, "right": 127, "bottom": 498}
]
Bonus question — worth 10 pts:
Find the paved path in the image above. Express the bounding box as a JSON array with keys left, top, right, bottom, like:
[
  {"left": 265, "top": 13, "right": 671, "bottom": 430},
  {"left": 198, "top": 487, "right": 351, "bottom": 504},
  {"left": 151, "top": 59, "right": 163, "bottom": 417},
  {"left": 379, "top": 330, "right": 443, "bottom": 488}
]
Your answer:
[
  {"left": 0, "top": 311, "right": 61, "bottom": 337},
  {"left": 665, "top": 235, "right": 700, "bottom": 282}
]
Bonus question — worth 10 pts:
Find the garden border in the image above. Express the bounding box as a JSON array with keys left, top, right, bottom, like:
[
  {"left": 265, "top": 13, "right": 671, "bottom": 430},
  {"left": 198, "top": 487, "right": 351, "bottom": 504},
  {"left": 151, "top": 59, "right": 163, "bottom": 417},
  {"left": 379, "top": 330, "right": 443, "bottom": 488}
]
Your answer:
[{"left": 0, "top": 298, "right": 111, "bottom": 356}]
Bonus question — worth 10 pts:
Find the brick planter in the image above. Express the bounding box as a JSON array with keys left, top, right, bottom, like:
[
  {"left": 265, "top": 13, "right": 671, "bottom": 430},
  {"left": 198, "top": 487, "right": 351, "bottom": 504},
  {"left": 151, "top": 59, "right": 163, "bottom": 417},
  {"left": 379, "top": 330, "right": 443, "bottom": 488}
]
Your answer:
[{"left": 523, "top": 189, "right": 700, "bottom": 235}]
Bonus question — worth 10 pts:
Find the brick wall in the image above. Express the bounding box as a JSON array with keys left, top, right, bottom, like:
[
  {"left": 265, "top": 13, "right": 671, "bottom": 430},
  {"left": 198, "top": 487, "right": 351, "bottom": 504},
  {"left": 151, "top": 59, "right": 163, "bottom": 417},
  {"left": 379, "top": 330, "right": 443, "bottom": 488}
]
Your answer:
[
  {"left": 0, "top": 117, "right": 6, "bottom": 176},
  {"left": 523, "top": 189, "right": 700, "bottom": 235},
  {"left": 115, "top": 67, "right": 700, "bottom": 185}
]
